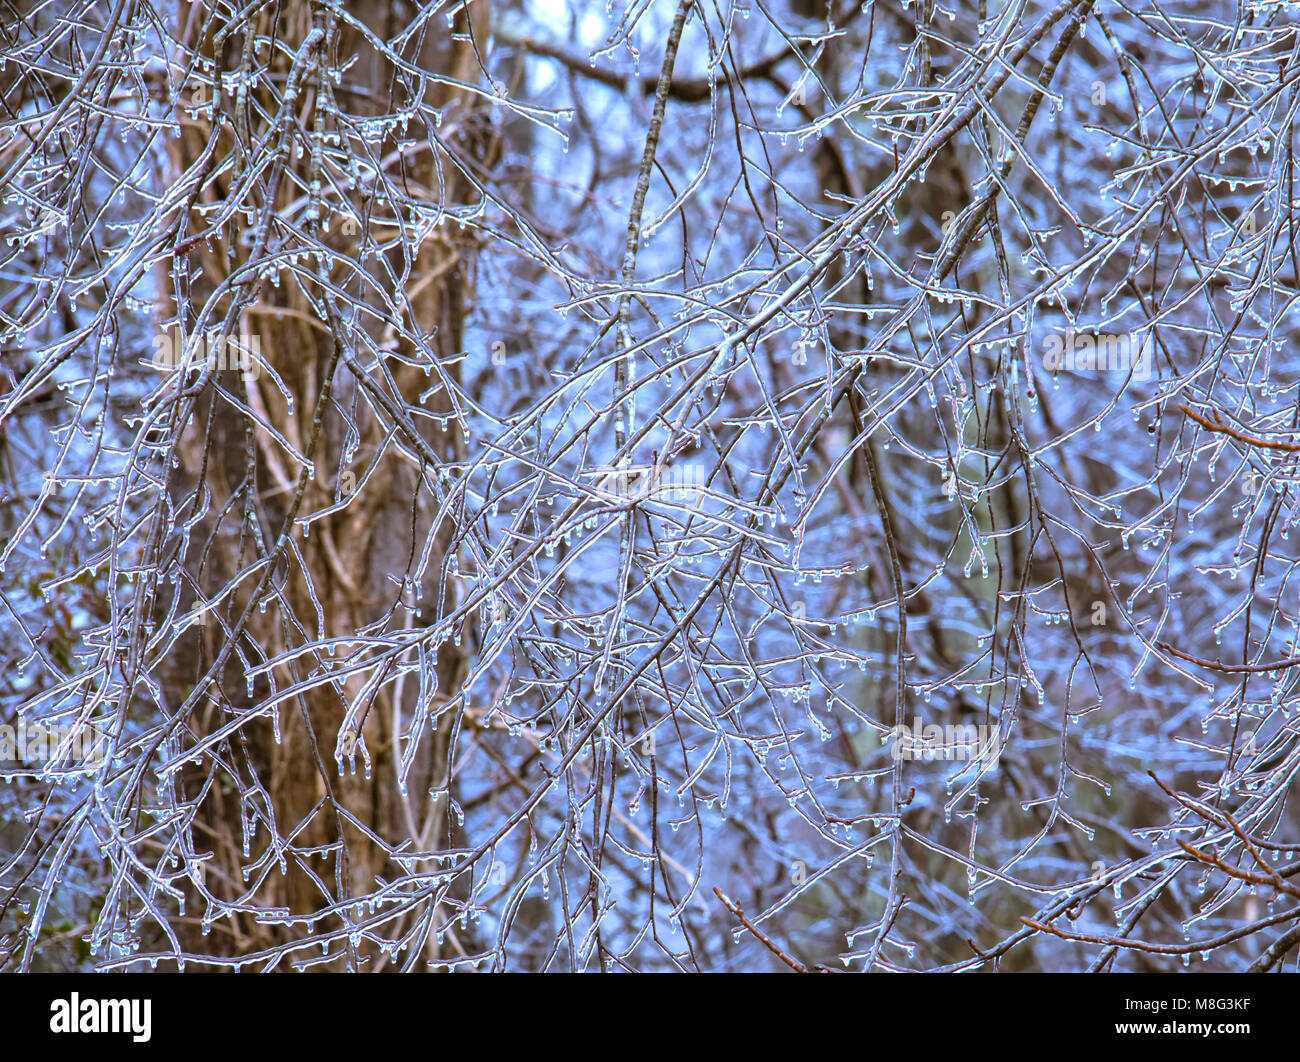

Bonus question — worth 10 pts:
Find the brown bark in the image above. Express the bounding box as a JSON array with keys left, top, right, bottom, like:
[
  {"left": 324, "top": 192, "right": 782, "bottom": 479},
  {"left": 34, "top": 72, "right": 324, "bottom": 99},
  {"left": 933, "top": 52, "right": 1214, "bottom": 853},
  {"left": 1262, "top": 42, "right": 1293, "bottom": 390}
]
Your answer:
[{"left": 156, "top": 0, "right": 489, "bottom": 968}]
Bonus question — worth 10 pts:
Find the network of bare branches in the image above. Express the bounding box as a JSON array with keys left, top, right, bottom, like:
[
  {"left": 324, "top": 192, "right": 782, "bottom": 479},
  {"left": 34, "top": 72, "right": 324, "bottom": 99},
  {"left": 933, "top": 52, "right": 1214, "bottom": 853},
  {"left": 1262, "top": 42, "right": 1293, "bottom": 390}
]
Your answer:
[{"left": 1, "top": 0, "right": 1299, "bottom": 972}]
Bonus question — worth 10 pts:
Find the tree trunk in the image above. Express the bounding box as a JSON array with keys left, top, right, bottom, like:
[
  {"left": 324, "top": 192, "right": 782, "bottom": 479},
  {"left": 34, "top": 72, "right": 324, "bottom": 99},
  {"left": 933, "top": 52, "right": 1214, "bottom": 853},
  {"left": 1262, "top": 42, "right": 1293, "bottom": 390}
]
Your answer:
[{"left": 157, "top": 0, "right": 488, "bottom": 969}]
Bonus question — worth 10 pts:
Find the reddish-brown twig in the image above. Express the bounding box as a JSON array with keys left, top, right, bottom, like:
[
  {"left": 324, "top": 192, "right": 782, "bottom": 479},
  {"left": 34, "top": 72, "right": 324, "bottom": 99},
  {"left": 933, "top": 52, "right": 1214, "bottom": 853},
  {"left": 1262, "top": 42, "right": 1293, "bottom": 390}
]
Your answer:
[
  {"left": 1179, "top": 403, "right": 1300, "bottom": 452},
  {"left": 712, "top": 887, "right": 808, "bottom": 972}
]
